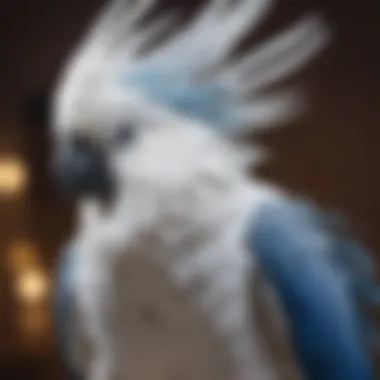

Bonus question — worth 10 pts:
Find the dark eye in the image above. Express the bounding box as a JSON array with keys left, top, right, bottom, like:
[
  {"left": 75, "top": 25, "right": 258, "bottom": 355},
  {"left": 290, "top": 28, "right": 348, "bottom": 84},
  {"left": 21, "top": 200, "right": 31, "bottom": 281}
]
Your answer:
[
  {"left": 113, "top": 125, "right": 135, "bottom": 146},
  {"left": 71, "top": 134, "right": 94, "bottom": 151}
]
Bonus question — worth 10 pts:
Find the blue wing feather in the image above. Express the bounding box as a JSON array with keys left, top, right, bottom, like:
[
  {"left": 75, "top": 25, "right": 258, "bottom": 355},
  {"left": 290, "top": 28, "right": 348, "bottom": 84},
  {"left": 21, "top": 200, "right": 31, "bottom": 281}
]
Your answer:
[{"left": 249, "top": 200, "right": 377, "bottom": 380}]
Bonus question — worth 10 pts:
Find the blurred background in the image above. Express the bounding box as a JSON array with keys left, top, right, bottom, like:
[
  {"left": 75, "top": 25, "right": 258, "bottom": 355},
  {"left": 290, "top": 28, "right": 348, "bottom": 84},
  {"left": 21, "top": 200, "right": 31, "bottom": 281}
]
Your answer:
[{"left": 0, "top": 0, "right": 379, "bottom": 379}]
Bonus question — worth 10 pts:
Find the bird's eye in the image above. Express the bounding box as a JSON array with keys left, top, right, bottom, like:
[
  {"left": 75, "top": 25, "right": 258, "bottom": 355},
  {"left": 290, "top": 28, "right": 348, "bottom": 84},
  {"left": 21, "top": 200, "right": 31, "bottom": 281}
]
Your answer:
[
  {"left": 71, "top": 134, "right": 93, "bottom": 151},
  {"left": 112, "top": 125, "right": 135, "bottom": 146}
]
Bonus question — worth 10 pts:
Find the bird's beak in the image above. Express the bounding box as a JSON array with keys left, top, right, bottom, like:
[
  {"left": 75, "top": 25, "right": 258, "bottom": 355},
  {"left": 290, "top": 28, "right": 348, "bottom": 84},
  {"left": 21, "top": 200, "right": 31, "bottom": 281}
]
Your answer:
[{"left": 52, "top": 137, "right": 112, "bottom": 199}]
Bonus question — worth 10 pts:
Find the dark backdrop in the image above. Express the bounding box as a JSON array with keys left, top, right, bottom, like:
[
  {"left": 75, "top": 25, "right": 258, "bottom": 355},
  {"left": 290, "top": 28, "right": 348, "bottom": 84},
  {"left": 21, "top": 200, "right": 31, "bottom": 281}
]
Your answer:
[{"left": 0, "top": 0, "right": 379, "bottom": 379}]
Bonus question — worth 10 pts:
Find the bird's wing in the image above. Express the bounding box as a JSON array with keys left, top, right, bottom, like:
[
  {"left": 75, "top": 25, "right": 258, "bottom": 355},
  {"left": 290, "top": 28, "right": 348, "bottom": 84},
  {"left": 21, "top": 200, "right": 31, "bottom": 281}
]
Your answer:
[{"left": 247, "top": 199, "right": 378, "bottom": 380}]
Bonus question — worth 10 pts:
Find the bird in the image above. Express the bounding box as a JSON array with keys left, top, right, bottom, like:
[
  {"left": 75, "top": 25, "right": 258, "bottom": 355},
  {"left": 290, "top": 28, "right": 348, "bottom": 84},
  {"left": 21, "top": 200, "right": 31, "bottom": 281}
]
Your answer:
[{"left": 50, "top": 0, "right": 379, "bottom": 379}]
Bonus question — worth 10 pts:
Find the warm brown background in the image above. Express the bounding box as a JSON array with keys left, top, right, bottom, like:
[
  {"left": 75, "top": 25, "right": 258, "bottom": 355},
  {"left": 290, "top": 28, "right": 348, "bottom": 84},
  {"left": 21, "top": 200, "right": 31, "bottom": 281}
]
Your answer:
[{"left": 0, "top": 0, "right": 379, "bottom": 379}]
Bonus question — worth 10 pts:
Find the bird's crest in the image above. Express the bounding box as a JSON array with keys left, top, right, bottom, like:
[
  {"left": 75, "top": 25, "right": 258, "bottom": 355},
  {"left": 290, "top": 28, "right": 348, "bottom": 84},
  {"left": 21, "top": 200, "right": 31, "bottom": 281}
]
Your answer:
[{"left": 54, "top": 0, "right": 330, "bottom": 135}]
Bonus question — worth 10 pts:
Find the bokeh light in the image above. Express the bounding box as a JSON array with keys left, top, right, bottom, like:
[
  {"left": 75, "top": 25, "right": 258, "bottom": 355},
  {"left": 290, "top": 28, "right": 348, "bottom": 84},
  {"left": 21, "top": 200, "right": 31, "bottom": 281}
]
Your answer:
[
  {"left": 6, "top": 240, "right": 52, "bottom": 346},
  {"left": 15, "top": 268, "right": 49, "bottom": 305},
  {"left": 7, "top": 240, "right": 51, "bottom": 305},
  {"left": 0, "top": 156, "right": 29, "bottom": 198}
]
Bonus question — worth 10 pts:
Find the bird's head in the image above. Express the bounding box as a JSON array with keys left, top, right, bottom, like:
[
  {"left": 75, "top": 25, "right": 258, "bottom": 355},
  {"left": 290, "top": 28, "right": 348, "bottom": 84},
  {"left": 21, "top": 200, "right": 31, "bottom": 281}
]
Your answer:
[{"left": 50, "top": 0, "right": 330, "bottom": 206}]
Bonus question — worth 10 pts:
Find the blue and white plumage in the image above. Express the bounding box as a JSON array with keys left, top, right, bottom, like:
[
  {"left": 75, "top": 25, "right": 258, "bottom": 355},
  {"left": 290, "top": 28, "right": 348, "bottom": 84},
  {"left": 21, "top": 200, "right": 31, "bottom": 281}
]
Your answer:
[{"left": 50, "top": 1, "right": 378, "bottom": 379}]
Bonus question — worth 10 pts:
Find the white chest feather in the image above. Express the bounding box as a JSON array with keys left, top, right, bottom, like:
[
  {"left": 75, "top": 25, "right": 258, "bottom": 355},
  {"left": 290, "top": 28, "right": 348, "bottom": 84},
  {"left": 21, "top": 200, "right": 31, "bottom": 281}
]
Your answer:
[{"left": 71, "top": 128, "right": 301, "bottom": 380}]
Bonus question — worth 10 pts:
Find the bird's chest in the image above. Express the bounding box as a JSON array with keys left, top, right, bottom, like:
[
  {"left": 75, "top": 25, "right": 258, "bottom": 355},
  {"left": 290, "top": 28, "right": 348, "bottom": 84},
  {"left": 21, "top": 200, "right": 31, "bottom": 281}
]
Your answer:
[
  {"left": 76, "top": 185, "right": 300, "bottom": 379},
  {"left": 112, "top": 250, "right": 240, "bottom": 380}
]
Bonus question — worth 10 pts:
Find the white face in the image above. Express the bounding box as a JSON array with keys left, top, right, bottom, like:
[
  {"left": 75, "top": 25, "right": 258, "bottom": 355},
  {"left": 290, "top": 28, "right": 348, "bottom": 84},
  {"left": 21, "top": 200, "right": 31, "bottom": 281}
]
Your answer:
[
  {"left": 50, "top": 62, "right": 220, "bottom": 205},
  {"left": 50, "top": 38, "right": 256, "bottom": 215}
]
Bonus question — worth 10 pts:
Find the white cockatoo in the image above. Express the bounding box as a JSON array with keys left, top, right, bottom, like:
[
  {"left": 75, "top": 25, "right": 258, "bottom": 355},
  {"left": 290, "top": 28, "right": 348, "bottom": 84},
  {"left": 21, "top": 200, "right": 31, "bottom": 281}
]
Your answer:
[{"left": 51, "top": 1, "right": 379, "bottom": 380}]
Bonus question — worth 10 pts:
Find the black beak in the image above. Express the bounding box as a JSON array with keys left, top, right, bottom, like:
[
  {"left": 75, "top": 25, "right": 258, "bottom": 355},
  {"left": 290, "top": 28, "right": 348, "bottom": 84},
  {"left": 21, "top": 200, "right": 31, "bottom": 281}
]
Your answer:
[{"left": 52, "top": 137, "right": 112, "bottom": 199}]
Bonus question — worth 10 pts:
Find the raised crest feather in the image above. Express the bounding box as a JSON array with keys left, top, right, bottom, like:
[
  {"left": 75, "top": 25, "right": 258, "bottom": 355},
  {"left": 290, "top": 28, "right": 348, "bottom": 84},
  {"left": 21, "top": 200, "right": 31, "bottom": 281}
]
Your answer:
[{"left": 54, "top": 0, "right": 331, "bottom": 135}]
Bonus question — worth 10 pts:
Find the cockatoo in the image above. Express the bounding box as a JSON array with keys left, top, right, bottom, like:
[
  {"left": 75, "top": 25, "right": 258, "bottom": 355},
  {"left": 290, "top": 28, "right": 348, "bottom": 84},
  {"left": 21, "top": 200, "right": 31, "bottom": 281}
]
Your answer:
[{"left": 51, "top": 0, "right": 379, "bottom": 379}]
